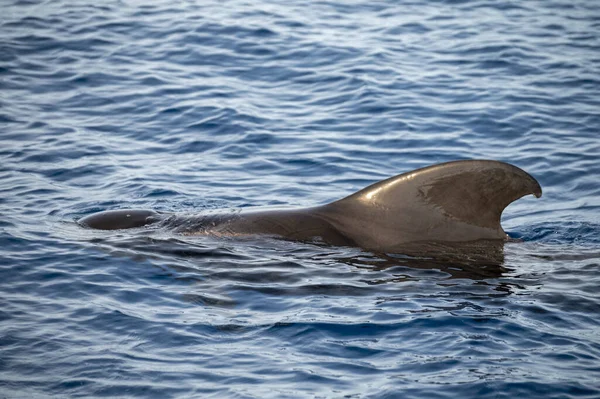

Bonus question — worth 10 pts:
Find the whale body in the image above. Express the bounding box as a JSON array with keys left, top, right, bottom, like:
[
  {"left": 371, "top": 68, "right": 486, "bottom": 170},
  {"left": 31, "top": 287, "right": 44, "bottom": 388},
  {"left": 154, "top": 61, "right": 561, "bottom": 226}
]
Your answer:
[{"left": 79, "top": 160, "right": 542, "bottom": 254}]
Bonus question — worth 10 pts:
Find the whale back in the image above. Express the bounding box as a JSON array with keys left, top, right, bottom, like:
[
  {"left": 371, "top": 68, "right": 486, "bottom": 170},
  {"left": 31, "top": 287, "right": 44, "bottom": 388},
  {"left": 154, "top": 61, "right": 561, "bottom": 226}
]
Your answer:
[
  {"left": 79, "top": 209, "right": 159, "bottom": 230},
  {"left": 78, "top": 160, "right": 542, "bottom": 256},
  {"left": 316, "top": 160, "right": 542, "bottom": 252}
]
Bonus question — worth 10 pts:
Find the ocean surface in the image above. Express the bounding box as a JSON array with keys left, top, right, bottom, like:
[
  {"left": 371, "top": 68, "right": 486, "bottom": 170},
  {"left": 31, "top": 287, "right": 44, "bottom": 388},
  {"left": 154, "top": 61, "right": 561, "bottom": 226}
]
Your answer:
[{"left": 1, "top": 0, "right": 599, "bottom": 397}]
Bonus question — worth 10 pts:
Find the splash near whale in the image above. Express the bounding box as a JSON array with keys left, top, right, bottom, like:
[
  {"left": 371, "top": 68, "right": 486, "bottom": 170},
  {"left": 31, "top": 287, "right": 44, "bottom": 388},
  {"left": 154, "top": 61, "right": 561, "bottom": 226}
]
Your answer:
[{"left": 79, "top": 160, "right": 542, "bottom": 254}]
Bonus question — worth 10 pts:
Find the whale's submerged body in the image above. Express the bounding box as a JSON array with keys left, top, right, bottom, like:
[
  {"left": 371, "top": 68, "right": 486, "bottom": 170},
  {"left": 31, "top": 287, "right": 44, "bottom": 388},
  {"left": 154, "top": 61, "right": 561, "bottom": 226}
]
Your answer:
[{"left": 79, "top": 160, "right": 542, "bottom": 255}]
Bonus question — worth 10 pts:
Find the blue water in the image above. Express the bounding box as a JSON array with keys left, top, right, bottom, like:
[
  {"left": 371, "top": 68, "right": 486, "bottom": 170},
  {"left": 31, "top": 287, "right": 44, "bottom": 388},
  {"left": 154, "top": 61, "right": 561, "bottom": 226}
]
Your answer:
[{"left": 2, "top": 0, "right": 600, "bottom": 397}]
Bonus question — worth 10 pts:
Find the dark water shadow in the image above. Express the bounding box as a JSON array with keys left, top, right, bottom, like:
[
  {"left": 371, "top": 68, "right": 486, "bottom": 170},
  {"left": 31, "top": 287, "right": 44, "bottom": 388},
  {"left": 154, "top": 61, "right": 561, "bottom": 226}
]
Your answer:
[
  {"left": 76, "top": 224, "right": 515, "bottom": 289},
  {"left": 313, "top": 239, "right": 508, "bottom": 279}
]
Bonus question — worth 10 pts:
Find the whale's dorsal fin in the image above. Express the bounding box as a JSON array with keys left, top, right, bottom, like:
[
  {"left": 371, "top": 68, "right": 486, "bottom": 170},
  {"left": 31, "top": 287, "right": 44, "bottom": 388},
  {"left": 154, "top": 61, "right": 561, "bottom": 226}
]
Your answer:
[{"left": 319, "top": 160, "right": 542, "bottom": 251}]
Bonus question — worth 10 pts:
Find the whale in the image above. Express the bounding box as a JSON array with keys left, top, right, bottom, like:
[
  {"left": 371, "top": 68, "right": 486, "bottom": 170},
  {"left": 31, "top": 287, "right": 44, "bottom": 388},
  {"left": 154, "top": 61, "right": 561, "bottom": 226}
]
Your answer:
[{"left": 78, "top": 160, "right": 542, "bottom": 255}]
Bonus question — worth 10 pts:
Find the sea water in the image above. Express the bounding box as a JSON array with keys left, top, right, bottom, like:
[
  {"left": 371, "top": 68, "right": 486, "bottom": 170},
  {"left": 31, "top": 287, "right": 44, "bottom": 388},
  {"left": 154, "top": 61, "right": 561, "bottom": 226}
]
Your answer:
[{"left": 1, "top": 0, "right": 599, "bottom": 397}]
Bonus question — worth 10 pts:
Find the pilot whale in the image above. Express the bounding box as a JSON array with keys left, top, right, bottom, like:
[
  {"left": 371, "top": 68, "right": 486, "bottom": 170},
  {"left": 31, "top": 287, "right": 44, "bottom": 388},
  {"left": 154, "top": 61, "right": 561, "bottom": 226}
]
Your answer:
[{"left": 79, "top": 160, "right": 542, "bottom": 254}]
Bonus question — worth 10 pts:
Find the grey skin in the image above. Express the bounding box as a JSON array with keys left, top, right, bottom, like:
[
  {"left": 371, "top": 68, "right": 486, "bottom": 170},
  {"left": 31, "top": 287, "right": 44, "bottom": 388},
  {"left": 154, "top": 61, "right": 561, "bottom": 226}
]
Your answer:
[{"left": 79, "top": 160, "right": 542, "bottom": 254}]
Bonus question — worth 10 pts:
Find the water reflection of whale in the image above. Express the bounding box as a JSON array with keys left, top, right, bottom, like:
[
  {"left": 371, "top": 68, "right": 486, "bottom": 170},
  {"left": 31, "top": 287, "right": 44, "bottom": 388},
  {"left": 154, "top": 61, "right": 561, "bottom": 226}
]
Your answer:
[
  {"left": 79, "top": 160, "right": 541, "bottom": 260},
  {"left": 336, "top": 244, "right": 510, "bottom": 281}
]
